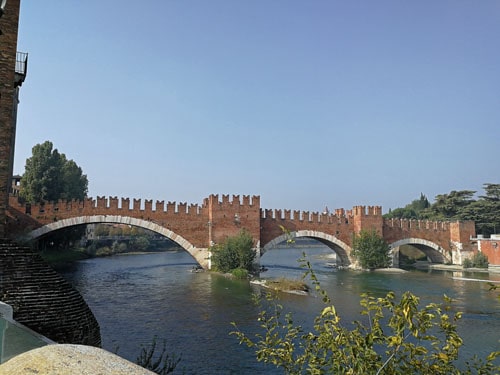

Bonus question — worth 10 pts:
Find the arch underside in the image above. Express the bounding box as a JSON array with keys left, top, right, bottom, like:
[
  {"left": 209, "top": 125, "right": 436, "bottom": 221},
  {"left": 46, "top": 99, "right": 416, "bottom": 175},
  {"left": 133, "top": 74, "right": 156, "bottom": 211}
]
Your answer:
[
  {"left": 262, "top": 230, "right": 352, "bottom": 266},
  {"left": 390, "top": 238, "right": 449, "bottom": 264},
  {"left": 25, "top": 215, "right": 209, "bottom": 269}
]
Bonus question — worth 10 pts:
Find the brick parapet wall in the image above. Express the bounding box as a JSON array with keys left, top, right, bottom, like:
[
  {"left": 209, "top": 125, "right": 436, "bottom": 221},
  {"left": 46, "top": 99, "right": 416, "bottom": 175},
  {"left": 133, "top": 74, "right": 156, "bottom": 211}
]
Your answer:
[
  {"left": 260, "top": 206, "right": 356, "bottom": 247},
  {"left": 8, "top": 195, "right": 210, "bottom": 247},
  {"left": 205, "top": 194, "right": 261, "bottom": 247},
  {"left": 382, "top": 220, "right": 453, "bottom": 250},
  {"left": 7, "top": 195, "right": 476, "bottom": 258},
  {"left": 352, "top": 205, "right": 384, "bottom": 235},
  {"left": 7, "top": 194, "right": 262, "bottom": 249},
  {"left": 383, "top": 219, "right": 475, "bottom": 251}
]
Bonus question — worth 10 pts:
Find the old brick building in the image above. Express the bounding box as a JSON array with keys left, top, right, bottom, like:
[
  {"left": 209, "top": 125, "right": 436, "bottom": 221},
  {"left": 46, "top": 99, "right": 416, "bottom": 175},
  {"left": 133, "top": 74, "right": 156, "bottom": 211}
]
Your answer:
[{"left": 0, "top": 0, "right": 26, "bottom": 237}]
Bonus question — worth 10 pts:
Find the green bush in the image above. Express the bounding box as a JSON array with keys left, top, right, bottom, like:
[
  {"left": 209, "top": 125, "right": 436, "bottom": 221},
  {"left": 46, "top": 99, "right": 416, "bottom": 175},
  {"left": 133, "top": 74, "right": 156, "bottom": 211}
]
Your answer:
[
  {"left": 211, "top": 230, "right": 256, "bottom": 273},
  {"left": 472, "top": 252, "right": 489, "bottom": 268},
  {"left": 95, "top": 246, "right": 112, "bottom": 256},
  {"left": 112, "top": 241, "right": 128, "bottom": 254},
  {"left": 463, "top": 252, "right": 489, "bottom": 269},
  {"left": 231, "top": 268, "right": 249, "bottom": 279},
  {"left": 130, "top": 236, "right": 150, "bottom": 251},
  {"left": 462, "top": 258, "right": 473, "bottom": 268},
  {"left": 352, "top": 229, "right": 391, "bottom": 269}
]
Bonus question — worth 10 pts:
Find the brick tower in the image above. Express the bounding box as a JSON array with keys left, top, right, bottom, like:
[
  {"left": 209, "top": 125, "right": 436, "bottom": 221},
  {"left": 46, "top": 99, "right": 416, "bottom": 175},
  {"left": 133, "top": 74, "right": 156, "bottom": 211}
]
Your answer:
[{"left": 0, "top": 0, "right": 27, "bottom": 237}]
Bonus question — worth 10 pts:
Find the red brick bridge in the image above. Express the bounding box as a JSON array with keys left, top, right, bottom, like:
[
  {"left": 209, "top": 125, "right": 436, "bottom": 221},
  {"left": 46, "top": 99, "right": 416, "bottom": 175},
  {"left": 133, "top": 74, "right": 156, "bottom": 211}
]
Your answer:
[{"left": 7, "top": 194, "right": 476, "bottom": 269}]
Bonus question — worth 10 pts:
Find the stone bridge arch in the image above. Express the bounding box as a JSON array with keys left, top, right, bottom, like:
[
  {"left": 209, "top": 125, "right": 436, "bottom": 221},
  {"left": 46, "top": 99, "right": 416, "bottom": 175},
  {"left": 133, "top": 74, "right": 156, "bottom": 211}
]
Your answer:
[
  {"left": 261, "top": 230, "right": 353, "bottom": 267},
  {"left": 389, "top": 238, "right": 451, "bottom": 267},
  {"left": 26, "top": 215, "right": 210, "bottom": 269}
]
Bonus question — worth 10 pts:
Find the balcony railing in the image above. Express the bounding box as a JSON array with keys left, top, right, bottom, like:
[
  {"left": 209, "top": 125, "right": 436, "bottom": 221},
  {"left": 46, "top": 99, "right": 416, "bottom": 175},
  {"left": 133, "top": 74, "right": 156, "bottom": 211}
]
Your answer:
[{"left": 15, "top": 51, "right": 28, "bottom": 87}]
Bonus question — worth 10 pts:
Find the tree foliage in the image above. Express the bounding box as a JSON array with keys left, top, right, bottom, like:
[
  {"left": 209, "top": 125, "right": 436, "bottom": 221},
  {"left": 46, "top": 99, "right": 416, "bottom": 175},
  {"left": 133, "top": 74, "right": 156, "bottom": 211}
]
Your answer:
[
  {"left": 352, "top": 229, "right": 391, "bottom": 269},
  {"left": 462, "top": 252, "right": 489, "bottom": 269},
  {"left": 210, "top": 230, "right": 256, "bottom": 273},
  {"left": 232, "top": 261, "right": 500, "bottom": 374},
  {"left": 422, "top": 190, "right": 476, "bottom": 220},
  {"left": 385, "top": 184, "right": 500, "bottom": 236},
  {"left": 19, "top": 141, "right": 88, "bottom": 204},
  {"left": 384, "top": 193, "right": 430, "bottom": 219}
]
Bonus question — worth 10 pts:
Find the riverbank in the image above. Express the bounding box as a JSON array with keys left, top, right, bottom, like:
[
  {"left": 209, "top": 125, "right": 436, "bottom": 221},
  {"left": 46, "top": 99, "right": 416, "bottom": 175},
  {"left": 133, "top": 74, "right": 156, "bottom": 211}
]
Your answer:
[
  {"left": 40, "top": 248, "right": 90, "bottom": 270},
  {"left": 413, "top": 262, "right": 500, "bottom": 273},
  {"left": 40, "top": 247, "right": 178, "bottom": 270}
]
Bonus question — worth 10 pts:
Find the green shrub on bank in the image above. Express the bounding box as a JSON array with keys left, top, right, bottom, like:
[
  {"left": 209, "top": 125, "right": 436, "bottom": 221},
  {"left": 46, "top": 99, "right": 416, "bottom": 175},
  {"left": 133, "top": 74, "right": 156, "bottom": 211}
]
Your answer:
[
  {"left": 352, "top": 229, "right": 391, "bottom": 269},
  {"left": 95, "top": 246, "right": 113, "bottom": 257},
  {"left": 231, "top": 268, "right": 249, "bottom": 279},
  {"left": 211, "top": 230, "right": 256, "bottom": 273},
  {"left": 463, "top": 252, "right": 489, "bottom": 269}
]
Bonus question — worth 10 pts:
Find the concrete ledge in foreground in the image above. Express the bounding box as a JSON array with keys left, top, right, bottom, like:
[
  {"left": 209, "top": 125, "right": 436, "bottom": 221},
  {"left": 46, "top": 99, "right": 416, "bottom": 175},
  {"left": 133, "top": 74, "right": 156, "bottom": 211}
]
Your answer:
[{"left": 0, "top": 344, "right": 156, "bottom": 375}]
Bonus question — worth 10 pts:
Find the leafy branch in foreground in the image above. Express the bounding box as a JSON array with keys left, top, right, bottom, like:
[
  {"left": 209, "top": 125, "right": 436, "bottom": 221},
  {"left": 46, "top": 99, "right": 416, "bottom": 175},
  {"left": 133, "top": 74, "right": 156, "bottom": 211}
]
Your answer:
[
  {"left": 136, "top": 336, "right": 181, "bottom": 374},
  {"left": 231, "top": 257, "right": 500, "bottom": 374}
]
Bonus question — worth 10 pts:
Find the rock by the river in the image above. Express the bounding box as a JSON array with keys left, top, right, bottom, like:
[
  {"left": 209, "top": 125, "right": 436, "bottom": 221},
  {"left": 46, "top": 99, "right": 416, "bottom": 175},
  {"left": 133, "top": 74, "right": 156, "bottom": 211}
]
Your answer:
[{"left": 0, "top": 344, "right": 155, "bottom": 375}]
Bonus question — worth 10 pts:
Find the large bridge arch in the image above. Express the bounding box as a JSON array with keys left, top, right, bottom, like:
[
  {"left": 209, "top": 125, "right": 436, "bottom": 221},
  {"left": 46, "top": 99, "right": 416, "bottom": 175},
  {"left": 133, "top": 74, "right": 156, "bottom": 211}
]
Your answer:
[
  {"left": 389, "top": 238, "right": 451, "bottom": 267},
  {"left": 261, "top": 230, "right": 353, "bottom": 267},
  {"left": 26, "top": 215, "right": 210, "bottom": 269}
]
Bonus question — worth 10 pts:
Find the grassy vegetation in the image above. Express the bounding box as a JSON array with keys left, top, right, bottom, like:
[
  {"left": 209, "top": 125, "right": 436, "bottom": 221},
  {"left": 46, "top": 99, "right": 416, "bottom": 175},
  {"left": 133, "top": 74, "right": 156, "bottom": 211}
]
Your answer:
[
  {"left": 231, "top": 268, "right": 249, "bottom": 279},
  {"left": 40, "top": 248, "right": 90, "bottom": 266},
  {"left": 266, "top": 277, "right": 309, "bottom": 293}
]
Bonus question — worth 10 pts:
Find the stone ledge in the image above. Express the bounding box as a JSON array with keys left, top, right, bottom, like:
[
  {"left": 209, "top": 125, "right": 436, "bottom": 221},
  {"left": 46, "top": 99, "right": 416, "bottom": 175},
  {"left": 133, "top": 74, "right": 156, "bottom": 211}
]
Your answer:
[{"left": 0, "top": 344, "right": 155, "bottom": 375}]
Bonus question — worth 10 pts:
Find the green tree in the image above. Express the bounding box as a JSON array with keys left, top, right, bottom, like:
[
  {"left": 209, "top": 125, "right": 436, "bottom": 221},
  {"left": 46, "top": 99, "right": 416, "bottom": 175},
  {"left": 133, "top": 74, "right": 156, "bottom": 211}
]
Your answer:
[
  {"left": 131, "top": 236, "right": 150, "bottom": 251},
  {"left": 387, "top": 185, "right": 500, "bottom": 236},
  {"left": 352, "top": 229, "right": 391, "bottom": 269},
  {"left": 61, "top": 158, "right": 88, "bottom": 201},
  {"left": 421, "top": 184, "right": 499, "bottom": 236},
  {"left": 384, "top": 194, "right": 430, "bottom": 219},
  {"left": 210, "top": 230, "right": 256, "bottom": 273},
  {"left": 475, "top": 183, "right": 500, "bottom": 235},
  {"left": 94, "top": 224, "right": 110, "bottom": 237},
  {"left": 232, "top": 262, "right": 500, "bottom": 374},
  {"left": 19, "top": 141, "right": 88, "bottom": 204},
  {"left": 420, "top": 190, "right": 476, "bottom": 220}
]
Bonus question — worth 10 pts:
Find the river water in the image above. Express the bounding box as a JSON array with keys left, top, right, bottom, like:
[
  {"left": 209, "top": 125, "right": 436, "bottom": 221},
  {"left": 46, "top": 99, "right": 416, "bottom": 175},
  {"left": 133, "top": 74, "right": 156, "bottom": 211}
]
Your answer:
[{"left": 61, "top": 246, "right": 500, "bottom": 374}]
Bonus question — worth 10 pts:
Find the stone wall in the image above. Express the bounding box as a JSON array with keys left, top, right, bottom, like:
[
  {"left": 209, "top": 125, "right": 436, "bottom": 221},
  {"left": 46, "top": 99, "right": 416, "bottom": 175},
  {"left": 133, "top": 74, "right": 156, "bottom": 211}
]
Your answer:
[{"left": 0, "top": 240, "right": 101, "bottom": 346}]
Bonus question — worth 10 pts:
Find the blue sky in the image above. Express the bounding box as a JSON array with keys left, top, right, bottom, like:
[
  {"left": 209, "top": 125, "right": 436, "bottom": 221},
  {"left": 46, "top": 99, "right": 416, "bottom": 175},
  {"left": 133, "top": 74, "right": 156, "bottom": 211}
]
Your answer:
[{"left": 15, "top": 1, "right": 499, "bottom": 212}]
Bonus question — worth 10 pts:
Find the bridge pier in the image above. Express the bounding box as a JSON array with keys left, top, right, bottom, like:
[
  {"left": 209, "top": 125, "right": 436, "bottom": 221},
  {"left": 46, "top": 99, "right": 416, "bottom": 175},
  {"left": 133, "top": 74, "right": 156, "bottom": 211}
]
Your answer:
[
  {"left": 191, "top": 247, "right": 211, "bottom": 270},
  {"left": 390, "top": 247, "right": 399, "bottom": 268}
]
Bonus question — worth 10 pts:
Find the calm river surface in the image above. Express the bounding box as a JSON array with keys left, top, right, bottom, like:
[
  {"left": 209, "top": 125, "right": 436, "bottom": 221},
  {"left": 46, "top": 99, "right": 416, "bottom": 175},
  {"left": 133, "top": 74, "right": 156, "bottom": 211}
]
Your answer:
[{"left": 61, "top": 247, "right": 500, "bottom": 374}]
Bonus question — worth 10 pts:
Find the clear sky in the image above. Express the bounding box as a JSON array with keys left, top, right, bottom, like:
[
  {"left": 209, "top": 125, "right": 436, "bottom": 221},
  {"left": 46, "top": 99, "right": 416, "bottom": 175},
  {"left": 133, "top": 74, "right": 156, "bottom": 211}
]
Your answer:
[{"left": 14, "top": 1, "right": 500, "bottom": 213}]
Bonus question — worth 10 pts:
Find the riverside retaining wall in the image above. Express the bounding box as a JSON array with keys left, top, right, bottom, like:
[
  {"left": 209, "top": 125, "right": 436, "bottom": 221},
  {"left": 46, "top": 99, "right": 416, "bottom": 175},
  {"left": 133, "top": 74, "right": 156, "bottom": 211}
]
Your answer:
[{"left": 0, "top": 240, "right": 101, "bottom": 346}]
